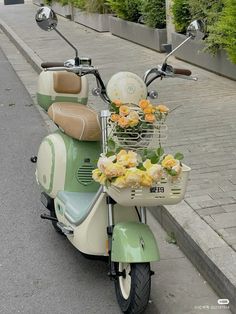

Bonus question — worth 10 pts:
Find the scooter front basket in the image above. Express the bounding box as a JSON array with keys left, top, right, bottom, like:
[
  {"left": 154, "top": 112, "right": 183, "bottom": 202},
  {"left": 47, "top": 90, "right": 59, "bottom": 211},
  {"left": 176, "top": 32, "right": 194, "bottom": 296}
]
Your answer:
[{"left": 106, "top": 164, "right": 191, "bottom": 207}]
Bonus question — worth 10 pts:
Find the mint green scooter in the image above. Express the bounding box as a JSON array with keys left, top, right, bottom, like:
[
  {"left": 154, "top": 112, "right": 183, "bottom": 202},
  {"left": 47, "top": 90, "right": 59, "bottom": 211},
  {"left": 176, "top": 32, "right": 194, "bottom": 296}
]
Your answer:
[{"left": 34, "top": 7, "right": 203, "bottom": 313}]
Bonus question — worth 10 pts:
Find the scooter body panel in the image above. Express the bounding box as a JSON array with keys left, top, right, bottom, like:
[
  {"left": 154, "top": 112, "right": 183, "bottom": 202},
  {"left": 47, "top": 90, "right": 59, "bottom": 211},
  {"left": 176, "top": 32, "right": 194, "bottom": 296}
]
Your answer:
[
  {"left": 36, "top": 130, "right": 100, "bottom": 198},
  {"left": 37, "top": 71, "right": 89, "bottom": 111},
  {"left": 54, "top": 191, "right": 140, "bottom": 256},
  {"left": 111, "top": 222, "right": 160, "bottom": 263}
]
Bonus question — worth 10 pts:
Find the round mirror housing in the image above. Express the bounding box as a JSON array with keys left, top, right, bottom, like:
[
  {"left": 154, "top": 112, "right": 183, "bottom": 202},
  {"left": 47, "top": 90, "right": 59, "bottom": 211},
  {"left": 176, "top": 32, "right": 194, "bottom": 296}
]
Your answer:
[
  {"left": 35, "top": 6, "right": 57, "bottom": 31},
  {"left": 187, "top": 20, "right": 205, "bottom": 40}
]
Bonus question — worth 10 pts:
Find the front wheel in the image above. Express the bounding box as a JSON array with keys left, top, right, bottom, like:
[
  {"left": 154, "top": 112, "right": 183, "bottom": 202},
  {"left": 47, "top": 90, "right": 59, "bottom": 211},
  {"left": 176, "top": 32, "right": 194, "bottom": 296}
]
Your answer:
[{"left": 115, "top": 262, "right": 151, "bottom": 314}]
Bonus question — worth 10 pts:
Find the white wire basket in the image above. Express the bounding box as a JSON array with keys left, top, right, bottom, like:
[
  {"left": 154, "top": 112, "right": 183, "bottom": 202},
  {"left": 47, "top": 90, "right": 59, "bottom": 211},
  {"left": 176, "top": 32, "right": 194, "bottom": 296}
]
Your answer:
[
  {"left": 106, "top": 164, "right": 191, "bottom": 207},
  {"left": 107, "top": 106, "right": 168, "bottom": 151}
]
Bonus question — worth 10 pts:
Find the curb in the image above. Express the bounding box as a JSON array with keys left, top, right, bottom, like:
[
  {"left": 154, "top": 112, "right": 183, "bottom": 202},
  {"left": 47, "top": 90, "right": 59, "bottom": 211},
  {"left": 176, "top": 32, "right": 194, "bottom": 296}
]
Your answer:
[
  {"left": 0, "top": 18, "right": 42, "bottom": 74},
  {"left": 1, "top": 15, "right": 236, "bottom": 314},
  {"left": 149, "top": 202, "right": 236, "bottom": 313}
]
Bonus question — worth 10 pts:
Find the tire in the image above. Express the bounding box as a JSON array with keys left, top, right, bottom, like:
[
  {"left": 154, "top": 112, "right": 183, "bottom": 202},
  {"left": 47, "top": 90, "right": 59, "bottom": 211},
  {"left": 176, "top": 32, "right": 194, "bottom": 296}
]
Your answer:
[{"left": 115, "top": 262, "right": 151, "bottom": 314}]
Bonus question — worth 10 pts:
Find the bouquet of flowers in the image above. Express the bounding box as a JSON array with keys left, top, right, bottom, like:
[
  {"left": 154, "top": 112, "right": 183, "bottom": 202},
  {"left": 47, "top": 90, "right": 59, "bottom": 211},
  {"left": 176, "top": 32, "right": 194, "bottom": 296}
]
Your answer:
[
  {"left": 92, "top": 148, "right": 184, "bottom": 189},
  {"left": 108, "top": 99, "right": 169, "bottom": 150}
]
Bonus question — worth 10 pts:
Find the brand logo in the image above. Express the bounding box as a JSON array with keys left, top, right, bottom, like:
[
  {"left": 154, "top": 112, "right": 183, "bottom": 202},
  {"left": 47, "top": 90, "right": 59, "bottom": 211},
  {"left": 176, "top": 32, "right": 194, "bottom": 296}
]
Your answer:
[
  {"left": 127, "top": 85, "right": 136, "bottom": 94},
  {"left": 150, "top": 187, "right": 165, "bottom": 193}
]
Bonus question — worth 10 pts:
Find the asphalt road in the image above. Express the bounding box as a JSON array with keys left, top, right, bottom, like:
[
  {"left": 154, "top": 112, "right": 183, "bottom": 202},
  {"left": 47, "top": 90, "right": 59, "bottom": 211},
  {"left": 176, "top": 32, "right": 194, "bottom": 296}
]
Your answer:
[{"left": 0, "top": 46, "right": 124, "bottom": 314}]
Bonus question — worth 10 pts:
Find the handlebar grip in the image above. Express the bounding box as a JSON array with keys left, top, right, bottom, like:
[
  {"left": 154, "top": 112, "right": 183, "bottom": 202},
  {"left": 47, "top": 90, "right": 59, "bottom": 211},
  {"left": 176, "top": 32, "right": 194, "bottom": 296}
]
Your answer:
[
  {"left": 41, "top": 62, "right": 65, "bottom": 69},
  {"left": 173, "top": 68, "right": 192, "bottom": 76}
]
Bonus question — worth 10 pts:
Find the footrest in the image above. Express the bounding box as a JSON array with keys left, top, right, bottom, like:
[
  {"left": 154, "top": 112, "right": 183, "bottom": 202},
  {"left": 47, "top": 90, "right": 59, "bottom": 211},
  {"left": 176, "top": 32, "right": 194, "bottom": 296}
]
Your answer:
[{"left": 55, "top": 191, "right": 98, "bottom": 226}]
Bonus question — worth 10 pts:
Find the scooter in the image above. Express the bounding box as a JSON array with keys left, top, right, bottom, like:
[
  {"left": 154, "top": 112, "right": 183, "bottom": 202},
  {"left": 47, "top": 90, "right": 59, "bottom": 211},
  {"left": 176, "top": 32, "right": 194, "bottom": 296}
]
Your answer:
[{"left": 33, "top": 7, "right": 204, "bottom": 314}]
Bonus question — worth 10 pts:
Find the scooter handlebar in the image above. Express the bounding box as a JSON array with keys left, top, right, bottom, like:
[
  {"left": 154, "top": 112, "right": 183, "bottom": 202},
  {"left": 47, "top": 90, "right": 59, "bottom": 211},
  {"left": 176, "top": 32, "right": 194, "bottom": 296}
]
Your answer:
[
  {"left": 173, "top": 68, "right": 192, "bottom": 76},
  {"left": 41, "top": 62, "right": 65, "bottom": 69}
]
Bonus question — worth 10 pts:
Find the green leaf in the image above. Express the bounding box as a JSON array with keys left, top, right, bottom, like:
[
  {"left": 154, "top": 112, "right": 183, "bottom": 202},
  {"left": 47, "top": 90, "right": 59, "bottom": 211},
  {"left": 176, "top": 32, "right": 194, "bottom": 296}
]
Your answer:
[
  {"left": 107, "top": 138, "right": 116, "bottom": 151},
  {"left": 106, "top": 151, "right": 115, "bottom": 157},
  {"left": 157, "top": 147, "right": 164, "bottom": 157},
  {"left": 169, "top": 169, "right": 178, "bottom": 176},
  {"left": 137, "top": 164, "right": 146, "bottom": 171},
  {"left": 174, "top": 152, "right": 184, "bottom": 160},
  {"left": 150, "top": 156, "right": 160, "bottom": 164}
]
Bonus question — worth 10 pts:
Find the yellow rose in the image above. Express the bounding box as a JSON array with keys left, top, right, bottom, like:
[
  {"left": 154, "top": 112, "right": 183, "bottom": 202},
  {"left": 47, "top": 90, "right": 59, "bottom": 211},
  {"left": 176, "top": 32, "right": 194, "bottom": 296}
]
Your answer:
[
  {"left": 112, "top": 176, "right": 127, "bottom": 188},
  {"left": 92, "top": 169, "right": 107, "bottom": 185},
  {"left": 125, "top": 168, "right": 143, "bottom": 187},
  {"left": 104, "top": 163, "right": 126, "bottom": 178},
  {"left": 127, "top": 110, "right": 139, "bottom": 127},
  {"left": 116, "top": 150, "right": 138, "bottom": 168},
  {"left": 147, "top": 164, "right": 163, "bottom": 183},
  {"left": 157, "top": 104, "right": 169, "bottom": 113},
  {"left": 140, "top": 172, "right": 153, "bottom": 187},
  {"left": 92, "top": 168, "right": 102, "bottom": 182},
  {"left": 119, "top": 105, "right": 130, "bottom": 116},
  {"left": 162, "top": 155, "right": 177, "bottom": 169},
  {"left": 143, "top": 159, "right": 152, "bottom": 170},
  {"left": 97, "top": 156, "right": 114, "bottom": 172}
]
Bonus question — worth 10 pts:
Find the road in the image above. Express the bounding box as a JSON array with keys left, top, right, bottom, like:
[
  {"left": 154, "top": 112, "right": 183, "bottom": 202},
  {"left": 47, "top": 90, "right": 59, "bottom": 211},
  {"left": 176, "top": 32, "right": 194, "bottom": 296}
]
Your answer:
[{"left": 0, "top": 28, "right": 231, "bottom": 314}]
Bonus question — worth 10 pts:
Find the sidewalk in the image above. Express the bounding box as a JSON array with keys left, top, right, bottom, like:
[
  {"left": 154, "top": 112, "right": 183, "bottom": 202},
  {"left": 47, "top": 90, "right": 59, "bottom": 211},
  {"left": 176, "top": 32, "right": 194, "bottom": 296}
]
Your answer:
[{"left": 0, "top": 2, "right": 236, "bottom": 313}]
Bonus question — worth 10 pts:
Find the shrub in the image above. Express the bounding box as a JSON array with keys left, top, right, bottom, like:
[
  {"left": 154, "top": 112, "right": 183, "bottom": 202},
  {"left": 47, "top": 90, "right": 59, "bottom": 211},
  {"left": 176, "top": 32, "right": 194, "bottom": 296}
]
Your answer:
[
  {"left": 85, "top": 0, "right": 110, "bottom": 13},
  {"left": 106, "top": 0, "right": 142, "bottom": 22},
  {"left": 140, "top": 0, "right": 166, "bottom": 29},
  {"left": 72, "top": 0, "right": 86, "bottom": 9},
  {"left": 171, "top": 0, "right": 191, "bottom": 33},
  {"left": 206, "top": 0, "right": 236, "bottom": 63}
]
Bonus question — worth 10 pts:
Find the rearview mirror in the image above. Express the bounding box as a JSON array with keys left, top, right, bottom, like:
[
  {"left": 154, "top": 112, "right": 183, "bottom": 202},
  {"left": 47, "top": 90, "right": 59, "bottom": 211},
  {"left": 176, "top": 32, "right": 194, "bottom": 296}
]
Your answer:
[
  {"left": 35, "top": 6, "right": 58, "bottom": 31},
  {"left": 187, "top": 20, "right": 205, "bottom": 40}
]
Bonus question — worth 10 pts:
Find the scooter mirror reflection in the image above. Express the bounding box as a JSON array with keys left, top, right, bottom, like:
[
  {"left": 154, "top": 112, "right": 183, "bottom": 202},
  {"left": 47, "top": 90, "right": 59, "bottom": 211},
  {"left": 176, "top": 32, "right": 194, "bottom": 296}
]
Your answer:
[
  {"left": 35, "top": 6, "right": 58, "bottom": 31},
  {"left": 187, "top": 20, "right": 205, "bottom": 40}
]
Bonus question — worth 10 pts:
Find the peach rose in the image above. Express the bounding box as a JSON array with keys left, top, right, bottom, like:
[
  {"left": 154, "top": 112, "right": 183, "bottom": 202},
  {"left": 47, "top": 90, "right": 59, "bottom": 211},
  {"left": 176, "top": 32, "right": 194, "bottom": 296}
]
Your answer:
[
  {"left": 110, "top": 113, "right": 120, "bottom": 122},
  {"left": 119, "top": 105, "right": 130, "bottom": 116},
  {"left": 139, "top": 99, "right": 150, "bottom": 110},
  {"left": 145, "top": 113, "right": 156, "bottom": 123},
  {"left": 118, "top": 116, "right": 130, "bottom": 128},
  {"left": 112, "top": 99, "right": 123, "bottom": 107},
  {"left": 157, "top": 104, "right": 169, "bottom": 113}
]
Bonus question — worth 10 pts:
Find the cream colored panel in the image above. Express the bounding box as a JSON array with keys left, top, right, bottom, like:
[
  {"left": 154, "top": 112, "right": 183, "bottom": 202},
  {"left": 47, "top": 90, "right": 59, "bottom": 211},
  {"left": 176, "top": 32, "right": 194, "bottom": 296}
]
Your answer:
[{"left": 37, "top": 71, "right": 89, "bottom": 101}]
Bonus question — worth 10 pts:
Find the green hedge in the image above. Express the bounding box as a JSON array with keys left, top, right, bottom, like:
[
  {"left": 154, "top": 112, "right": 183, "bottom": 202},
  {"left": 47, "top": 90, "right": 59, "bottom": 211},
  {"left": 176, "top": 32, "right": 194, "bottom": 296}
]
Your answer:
[
  {"left": 106, "top": 0, "right": 166, "bottom": 27},
  {"left": 141, "top": 0, "right": 166, "bottom": 29},
  {"left": 172, "top": 0, "right": 236, "bottom": 64},
  {"left": 106, "top": 0, "right": 142, "bottom": 22}
]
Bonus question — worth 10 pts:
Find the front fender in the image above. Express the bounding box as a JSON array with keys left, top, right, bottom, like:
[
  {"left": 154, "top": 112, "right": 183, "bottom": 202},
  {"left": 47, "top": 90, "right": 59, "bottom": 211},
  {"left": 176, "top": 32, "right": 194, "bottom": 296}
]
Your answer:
[{"left": 111, "top": 222, "right": 160, "bottom": 263}]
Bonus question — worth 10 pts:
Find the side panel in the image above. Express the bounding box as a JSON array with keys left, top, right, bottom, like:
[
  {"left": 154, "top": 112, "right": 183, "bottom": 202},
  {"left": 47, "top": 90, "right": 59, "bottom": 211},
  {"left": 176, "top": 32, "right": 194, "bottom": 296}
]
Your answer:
[
  {"left": 111, "top": 222, "right": 160, "bottom": 263},
  {"left": 61, "top": 132, "right": 101, "bottom": 193},
  {"left": 55, "top": 192, "right": 139, "bottom": 256},
  {"left": 36, "top": 133, "right": 67, "bottom": 198},
  {"left": 36, "top": 130, "right": 101, "bottom": 198}
]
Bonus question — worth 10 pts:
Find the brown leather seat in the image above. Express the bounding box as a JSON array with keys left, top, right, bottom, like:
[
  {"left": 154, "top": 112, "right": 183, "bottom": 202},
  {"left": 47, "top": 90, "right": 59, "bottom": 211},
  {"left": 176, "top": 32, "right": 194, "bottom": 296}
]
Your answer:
[{"left": 48, "top": 102, "right": 101, "bottom": 141}]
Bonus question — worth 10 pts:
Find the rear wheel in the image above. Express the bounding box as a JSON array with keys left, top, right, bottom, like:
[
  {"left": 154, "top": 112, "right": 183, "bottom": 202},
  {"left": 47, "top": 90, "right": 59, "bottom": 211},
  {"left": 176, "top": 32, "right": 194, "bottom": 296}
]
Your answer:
[{"left": 115, "top": 262, "right": 151, "bottom": 314}]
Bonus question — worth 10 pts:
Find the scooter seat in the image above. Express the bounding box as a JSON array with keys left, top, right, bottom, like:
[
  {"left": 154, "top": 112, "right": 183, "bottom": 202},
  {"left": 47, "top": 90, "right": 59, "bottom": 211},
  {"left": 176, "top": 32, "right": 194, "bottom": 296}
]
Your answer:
[
  {"left": 48, "top": 102, "right": 101, "bottom": 141},
  {"left": 56, "top": 191, "right": 98, "bottom": 226}
]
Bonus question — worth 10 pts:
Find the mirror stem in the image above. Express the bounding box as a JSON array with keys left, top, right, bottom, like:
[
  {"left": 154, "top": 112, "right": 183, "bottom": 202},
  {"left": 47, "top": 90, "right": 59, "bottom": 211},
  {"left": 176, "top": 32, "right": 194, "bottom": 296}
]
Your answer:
[
  {"left": 54, "top": 28, "right": 79, "bottom": 63},
  {"left": 162, "top": 35, "right": 192, "bottom": 70}
]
